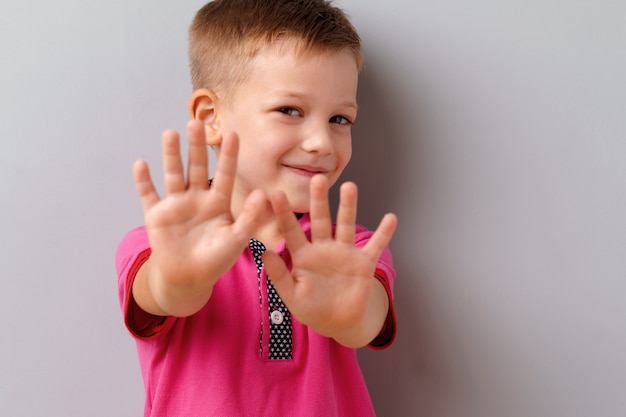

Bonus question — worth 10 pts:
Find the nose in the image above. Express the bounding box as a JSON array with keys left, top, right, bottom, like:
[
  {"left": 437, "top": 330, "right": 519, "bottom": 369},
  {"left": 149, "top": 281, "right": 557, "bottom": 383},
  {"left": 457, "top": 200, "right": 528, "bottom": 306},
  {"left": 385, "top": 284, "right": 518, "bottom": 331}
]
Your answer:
[{"left": 300, "top": 124, "right": 333, "bottom": 156}]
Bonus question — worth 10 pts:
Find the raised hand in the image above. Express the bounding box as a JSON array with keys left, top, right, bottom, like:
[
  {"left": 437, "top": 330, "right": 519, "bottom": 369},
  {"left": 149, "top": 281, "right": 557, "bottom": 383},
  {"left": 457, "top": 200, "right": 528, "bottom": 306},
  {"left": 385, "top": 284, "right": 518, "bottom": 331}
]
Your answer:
[
  {"left": 133, "top": 120, "right": 266, "bottom": 317},
  {"left": 262, "top": 175, "right": 397, "bottom": 347}
]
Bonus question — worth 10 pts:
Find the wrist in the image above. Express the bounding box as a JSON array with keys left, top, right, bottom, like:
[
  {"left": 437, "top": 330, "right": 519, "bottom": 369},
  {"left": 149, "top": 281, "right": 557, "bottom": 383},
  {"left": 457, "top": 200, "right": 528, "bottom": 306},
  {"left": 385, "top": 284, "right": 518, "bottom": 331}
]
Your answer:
[
  {"left": 328, "top": 277, "right": 390, "bottom": 349},
  {"left": 146, "top": 257, "right": 217, "bottom": 317}
]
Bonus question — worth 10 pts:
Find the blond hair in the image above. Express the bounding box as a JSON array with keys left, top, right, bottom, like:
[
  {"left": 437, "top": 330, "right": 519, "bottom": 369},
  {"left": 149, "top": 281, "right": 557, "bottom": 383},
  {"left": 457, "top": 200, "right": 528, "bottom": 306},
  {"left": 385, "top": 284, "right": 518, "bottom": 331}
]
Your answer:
[{"left": 188, "top": 0, "right": 362, "bottom": 99}]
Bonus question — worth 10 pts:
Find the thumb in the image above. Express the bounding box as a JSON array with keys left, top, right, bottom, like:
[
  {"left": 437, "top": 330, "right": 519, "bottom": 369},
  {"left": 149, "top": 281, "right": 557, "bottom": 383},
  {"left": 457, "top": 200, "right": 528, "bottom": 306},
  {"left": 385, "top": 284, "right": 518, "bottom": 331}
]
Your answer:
[
  {"left": 262, "top": 251, "right": 295, "bottom": 305},
  {"left": 231, "top": 189, "right": 267, "bottom": 239}
]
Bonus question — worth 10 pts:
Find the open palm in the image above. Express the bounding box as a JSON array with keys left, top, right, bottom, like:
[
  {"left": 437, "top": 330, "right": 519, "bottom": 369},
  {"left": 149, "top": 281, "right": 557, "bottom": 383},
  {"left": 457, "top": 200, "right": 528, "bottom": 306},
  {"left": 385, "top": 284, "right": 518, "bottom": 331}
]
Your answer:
[
  {"left": 133, "top": 121, "right": 265, "bottom": 313},
  {"left": 262, "top": 175, "right": 397, "bottom": 343}
]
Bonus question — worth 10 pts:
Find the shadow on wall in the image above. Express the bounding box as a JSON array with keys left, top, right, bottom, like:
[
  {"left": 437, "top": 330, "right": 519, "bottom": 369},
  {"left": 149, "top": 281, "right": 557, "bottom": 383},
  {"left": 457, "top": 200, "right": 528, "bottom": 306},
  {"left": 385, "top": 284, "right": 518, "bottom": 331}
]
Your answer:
[{"left": 334, "top": 64, "right": 452, "bottom": 416}]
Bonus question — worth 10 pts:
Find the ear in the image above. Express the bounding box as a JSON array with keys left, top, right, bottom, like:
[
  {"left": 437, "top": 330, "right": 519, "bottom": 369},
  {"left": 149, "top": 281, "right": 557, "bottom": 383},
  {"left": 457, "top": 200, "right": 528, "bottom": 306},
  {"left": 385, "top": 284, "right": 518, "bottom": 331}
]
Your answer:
[{"left": 188, "top": 88, "right": 222, "bottom": 146}]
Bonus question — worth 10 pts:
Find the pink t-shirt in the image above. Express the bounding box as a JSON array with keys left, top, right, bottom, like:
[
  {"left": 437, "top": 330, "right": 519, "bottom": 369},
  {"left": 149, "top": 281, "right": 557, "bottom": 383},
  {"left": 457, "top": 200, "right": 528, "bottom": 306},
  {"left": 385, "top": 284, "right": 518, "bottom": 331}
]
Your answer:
[{"left": 116, "top": 214, "right": 396, "bottom": 416}]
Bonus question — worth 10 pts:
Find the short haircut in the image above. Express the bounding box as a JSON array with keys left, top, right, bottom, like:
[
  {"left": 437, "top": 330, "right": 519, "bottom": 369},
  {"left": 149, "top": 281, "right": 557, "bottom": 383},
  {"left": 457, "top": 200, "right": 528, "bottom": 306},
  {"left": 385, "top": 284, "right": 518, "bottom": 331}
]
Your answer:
[{"left": 189, "top": 0, "right": 362, "bottom": 100}]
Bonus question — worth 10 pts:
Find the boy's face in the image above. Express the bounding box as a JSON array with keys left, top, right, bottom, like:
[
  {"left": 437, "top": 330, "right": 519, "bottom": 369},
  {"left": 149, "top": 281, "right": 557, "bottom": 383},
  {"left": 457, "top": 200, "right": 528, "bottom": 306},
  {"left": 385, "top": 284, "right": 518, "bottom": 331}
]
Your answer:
[{"left": 213, "top": 39, "right": 359, "bottom": 213}]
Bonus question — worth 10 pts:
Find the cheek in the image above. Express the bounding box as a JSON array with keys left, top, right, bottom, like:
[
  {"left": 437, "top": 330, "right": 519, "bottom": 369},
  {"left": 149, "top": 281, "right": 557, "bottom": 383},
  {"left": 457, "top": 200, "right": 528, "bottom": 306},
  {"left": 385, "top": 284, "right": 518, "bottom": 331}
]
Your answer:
[{"left": 338, "top": 139, "right": 352, "bottom": 169}]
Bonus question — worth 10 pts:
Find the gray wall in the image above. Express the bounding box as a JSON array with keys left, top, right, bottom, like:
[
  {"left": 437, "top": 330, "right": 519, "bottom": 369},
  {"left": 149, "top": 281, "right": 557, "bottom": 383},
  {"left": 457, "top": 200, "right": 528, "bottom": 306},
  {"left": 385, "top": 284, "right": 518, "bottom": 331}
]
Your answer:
[{"left": 1, "top": 1, "right": 624, "bottom": 416}]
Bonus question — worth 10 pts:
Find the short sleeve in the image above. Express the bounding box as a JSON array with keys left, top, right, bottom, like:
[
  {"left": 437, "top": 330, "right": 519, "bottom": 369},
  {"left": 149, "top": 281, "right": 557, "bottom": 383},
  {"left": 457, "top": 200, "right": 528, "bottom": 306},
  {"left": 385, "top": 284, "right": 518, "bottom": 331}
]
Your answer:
[
  {"left": 115, "top": 227, "right": 175, "bottom": 339},
  {"left": 353, "top": 225, "right": 397, "bottom": 350}
]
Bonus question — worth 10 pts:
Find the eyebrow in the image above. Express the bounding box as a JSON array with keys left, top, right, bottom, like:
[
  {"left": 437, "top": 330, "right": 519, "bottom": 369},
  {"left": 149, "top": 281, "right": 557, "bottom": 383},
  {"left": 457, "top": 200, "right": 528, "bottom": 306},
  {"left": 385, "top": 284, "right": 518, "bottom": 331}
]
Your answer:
[{"left": 271, "top": 91, "right": 358, "bottom": 112}]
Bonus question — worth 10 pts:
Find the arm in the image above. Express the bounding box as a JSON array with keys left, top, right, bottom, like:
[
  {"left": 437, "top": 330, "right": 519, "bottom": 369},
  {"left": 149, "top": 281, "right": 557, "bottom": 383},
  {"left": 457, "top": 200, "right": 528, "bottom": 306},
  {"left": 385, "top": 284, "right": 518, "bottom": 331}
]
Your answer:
[
  {"left": 132, "top": 120, "right": 266, "bottom": 317},
  {"left": 262, "top": 175, "right": 397, "bottom": 348}
]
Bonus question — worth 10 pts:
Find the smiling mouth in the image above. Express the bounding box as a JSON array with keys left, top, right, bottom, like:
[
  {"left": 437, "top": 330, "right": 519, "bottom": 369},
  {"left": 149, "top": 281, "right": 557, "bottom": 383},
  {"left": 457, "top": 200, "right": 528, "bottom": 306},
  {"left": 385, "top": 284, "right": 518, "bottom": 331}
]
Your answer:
[{"left": 285, "top": 165, "right": 328, "bottom": 178}]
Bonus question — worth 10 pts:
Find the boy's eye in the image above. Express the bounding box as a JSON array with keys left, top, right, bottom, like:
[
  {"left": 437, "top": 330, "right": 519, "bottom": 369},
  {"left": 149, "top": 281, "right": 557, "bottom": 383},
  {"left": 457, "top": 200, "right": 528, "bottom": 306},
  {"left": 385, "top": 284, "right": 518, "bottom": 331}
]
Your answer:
[
  {"left": 278, "top": 107, "right": 302, "bottom": 117},
  {"left": 329, "top": 115, "right": 352, "bottom": 125}
]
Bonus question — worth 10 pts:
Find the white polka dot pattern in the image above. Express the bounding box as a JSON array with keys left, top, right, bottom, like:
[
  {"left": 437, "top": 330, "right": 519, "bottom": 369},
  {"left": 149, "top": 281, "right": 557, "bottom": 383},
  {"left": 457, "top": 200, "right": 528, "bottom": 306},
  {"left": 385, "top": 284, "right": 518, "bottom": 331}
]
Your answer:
[{"left": 249, "top": 239, "right": 293, "bottom": 360}]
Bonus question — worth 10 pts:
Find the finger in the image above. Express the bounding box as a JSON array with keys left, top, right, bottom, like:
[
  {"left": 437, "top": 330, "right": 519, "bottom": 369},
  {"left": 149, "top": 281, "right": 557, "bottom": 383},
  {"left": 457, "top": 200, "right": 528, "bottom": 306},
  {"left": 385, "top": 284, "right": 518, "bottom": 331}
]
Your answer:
[
  {"left": 231, "top": 189, "right": 267, "bottom": 240},
  {"left": 186, "top": 120, "right": 209, "bottom": 190},
  {"left": 362, "top": 213, "right": 398, "bottom": 260},
  {"left": 269, "top": 190, "right": 309, "bottom": 252},
  {"left": 211, "top": 132, "right": 238, "bottom": 202},
  {"left": 334, "top": 181, "right": 357, "bottom": 244},
  {"left": 309, "top": 174, "right": 332, "bottom": 241},
  {"left": 262, "top": 251, "right": 295, "bottom": 306},
  {"left": 133, "top": 160, "right": 161, "bottom": 213},
  {"left": 162, "top": 129, "right": 185, "bottom": 195}
]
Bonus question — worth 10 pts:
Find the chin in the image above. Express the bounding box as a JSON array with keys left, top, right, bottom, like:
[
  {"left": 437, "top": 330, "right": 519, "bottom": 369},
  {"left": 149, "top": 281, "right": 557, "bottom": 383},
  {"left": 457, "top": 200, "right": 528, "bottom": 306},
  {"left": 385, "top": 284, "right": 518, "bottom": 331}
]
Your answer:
[
  {"left": 285, "top": 196, "right": 310, "bottom": 214},
  {"left": 289, "top": 204, "right": 310, "bottom": 214}
]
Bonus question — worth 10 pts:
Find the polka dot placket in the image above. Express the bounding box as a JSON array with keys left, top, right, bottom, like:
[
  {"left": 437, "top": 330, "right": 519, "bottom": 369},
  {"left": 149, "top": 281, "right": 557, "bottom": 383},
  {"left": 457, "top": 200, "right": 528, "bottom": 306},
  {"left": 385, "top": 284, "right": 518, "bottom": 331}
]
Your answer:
[{"left": 249, "top": 239, "right": 293, "bottom": 360}]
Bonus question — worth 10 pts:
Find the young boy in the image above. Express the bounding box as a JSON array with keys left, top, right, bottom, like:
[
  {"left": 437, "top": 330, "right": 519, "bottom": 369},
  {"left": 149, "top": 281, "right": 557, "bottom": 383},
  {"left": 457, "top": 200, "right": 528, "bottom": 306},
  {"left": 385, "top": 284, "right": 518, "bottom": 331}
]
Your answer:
[{"left": 116, "top": 1, "right": 398, "bottom": 415}]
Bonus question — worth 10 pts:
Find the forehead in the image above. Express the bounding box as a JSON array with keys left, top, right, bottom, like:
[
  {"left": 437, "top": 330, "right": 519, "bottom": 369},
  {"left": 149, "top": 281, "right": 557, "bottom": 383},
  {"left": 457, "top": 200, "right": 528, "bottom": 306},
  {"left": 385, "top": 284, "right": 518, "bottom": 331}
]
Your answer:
[{"left": 232, "top": 38, "right": 359, "bottom": 100}]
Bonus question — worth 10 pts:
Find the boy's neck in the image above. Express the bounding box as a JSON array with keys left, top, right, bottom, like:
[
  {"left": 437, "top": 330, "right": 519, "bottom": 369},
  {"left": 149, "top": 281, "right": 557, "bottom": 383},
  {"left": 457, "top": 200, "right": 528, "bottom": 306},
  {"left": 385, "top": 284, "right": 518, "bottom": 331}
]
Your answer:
[{"left": 252, "top": 222, "right": 284, "bottom": 252}]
